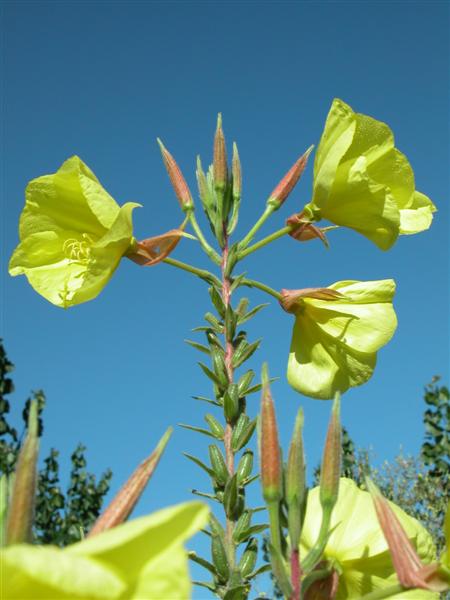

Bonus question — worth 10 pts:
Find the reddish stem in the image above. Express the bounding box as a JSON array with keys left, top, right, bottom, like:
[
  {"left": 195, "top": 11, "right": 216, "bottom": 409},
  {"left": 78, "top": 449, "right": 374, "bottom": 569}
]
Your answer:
[
  {"left": 221, "top": 236, "right": 236, "bottom": 561},
  {"left": 290, "top": 548, "right": 302, "bottom": 600}
]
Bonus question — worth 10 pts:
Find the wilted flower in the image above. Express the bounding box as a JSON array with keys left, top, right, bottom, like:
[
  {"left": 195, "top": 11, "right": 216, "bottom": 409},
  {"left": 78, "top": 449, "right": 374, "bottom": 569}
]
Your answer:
[
  {"left": 302, "top": 99, "right": 436, "bottom": 250},
  {"left": 9, "top": 156, "right": 140, "bottom": 307},
  {"left": 301, "top": 479, "right": 438, "bottom": 599},
  {"left": 282, "top": 279, "right": 397, "bottom": 399},
  {"left": 2, "top": 501, "right": 209, "bottom": 599}
]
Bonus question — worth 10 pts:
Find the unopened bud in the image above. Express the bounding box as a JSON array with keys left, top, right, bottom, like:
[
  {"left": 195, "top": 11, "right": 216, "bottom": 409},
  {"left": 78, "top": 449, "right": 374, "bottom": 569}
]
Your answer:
[
  {"left": 267, "top": 146, "right": 313, "bottom": 209},
  {"left": 286, "top": 408, "right": 306, "bottom": 548},
  {"left": 88, "top": 428, "right": 172, "bottom": 536},
  {"left": 260, "top": 365, "right": 282, "bottom": 503},
  {"left": 319, "top": 393, "right": 341, "bottom": 511},
  {"left": 232, "top": 142, "right": 241, "bottom": 200},
  {"left": 157, "top": 139, "right": 194, "bottom": 210},
  {"left": 213, "top": 113, "right": 228, "bottom": 191},
  {"left": 6, "top": 400, "right": 39, "bottom": 545}
]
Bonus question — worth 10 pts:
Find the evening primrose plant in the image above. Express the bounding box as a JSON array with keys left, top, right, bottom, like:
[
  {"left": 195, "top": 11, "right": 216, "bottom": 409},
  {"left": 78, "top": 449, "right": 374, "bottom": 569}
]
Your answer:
[{"left": 7, "top": 100, "right": 443, "bottom": 599}]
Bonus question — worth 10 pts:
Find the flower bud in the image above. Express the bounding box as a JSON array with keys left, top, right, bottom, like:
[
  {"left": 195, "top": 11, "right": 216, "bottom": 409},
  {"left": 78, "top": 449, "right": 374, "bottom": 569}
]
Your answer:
[
  {"left": 259, "top": 365, "right": 283, "bottom": 503},
  {"left": 88, "top": 428, "right": 172, "bottom": 536},
  {"left": 286, "top": 408, "right": 306, "bottom": 548},
  {"left": 6, "top": 400, "right": 39, "bottom": 545},
  {"left": 267, "top": 146, "right": 313, "bottom": 210},
  {"left": 213, "top": 113, "right": 228, "bottom": 191},
  {"left": 319, "top": 393, "right": 341, "bottom": 511},
  {"left": 157, "top": 139, "right": 194, "bottom": 210},
  {"left": 232, "top": 142, "right": 241, "bottom": 200}
]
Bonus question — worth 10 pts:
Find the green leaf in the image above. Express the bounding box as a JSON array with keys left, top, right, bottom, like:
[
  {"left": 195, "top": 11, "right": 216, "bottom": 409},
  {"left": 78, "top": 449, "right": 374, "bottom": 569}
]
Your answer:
[
  {"left": 179, "top": 423, "right": 218, "bottom": 439},
  {"left": 184, "top": 340, "right": 210, "bottom": 355},
  {"left": 183, "top": 453, "right": 215, "bottom": 477},
  {"left": 238, "top": 304, "right": 269, "bottom": 325}
]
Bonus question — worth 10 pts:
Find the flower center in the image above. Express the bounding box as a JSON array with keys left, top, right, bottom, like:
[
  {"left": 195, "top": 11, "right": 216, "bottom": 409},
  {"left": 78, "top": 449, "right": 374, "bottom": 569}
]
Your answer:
[{"left": 63, "top": 234, "right": 94, "bottom": 262}]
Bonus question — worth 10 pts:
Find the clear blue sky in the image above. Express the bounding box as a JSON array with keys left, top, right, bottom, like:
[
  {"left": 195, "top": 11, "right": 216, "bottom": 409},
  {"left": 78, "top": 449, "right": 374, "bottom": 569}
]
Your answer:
[{"left": 2, "top": 1, "right": 449, "bottom": 596}]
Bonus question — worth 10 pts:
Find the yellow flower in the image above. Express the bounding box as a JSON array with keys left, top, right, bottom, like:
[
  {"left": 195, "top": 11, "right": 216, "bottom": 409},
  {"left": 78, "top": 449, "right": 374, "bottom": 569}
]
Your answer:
[
  {"left": 9, "top": 156, "right": 140, "bottom": 307},
  {"left": 1, "top": 501, "right": 209, "bottom": 599},
  {"left": 283, "top": 279, "right": 397, "bottom": 399},
  {"left": 301, "top": 479, "right": 438, "bottom": 599},
  {"left": 303, "top": 99, "right": 436, "bottom": 250}
]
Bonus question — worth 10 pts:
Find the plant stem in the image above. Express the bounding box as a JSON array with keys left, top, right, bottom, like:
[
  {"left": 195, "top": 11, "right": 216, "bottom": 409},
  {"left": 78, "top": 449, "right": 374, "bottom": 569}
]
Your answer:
[
  {"left": 239, "top": 205, "right": 275, "bottom": 249},
  {"left": 241, "top": 278, "right": 282, "bottom": 301},
  {"left": 240, "top": 225, "right": 292, "bottom": 259},
  {"left": 290, "top": 548, "right": 301, "bottom": 600},
  {"left": 221, "top": 235, "right": 236, "bottom": 567},
  {"left": 302, "top": 508, "right": 332, "bottom": 573},
  {"left": 268, "top": 500, "right": 282, "bottom": 555},
  {"left": 359, "top": 584, "right": 406, "bottom": 600},
  {"left": 162, "top": 257, "right": 221, "bottom": 286},
  {"left": 188, "top": 211, "right": 221, "bottom": 264}
]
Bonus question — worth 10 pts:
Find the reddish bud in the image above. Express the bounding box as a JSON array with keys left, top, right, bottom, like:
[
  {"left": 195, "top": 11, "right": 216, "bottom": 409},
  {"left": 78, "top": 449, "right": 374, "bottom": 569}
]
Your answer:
[
  {"left": 267, "top": 146, "right": 313, "bottom": 209},
  {"left": 366, "top": 478, "right": 448, "bottom": 593},
  {"left": 319, "top": 394, "right": 341, "bottom": 511},
  {"left": 279, "top": 288, "right": 344, "bottom": 314},
  {"left": 260, "top": 365, "right": 283, "bottom": 503},
  {"left": 213, "top": 113, "right": 228, "bottom": 190},
  {"left": 88, "top": 428, "right": 172, "bottom": 537},
  {"left": 158, "top": 139, "right": 193, "bottom": 210}
]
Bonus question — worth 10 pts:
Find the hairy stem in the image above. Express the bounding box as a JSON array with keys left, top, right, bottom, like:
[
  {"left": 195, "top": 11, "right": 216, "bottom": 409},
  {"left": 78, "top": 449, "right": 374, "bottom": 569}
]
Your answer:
[
  {"left": 221, "top": 236, "right": 236, "bottom": 566},
  {"left": 241, "top": 278, "right": 282, "bottom": 301},
  {"left": 162, "top": 257, "right": 221, "bottom": 286},
  {"left": 239, "top": 205, "right": 275, "bottom": 249}
]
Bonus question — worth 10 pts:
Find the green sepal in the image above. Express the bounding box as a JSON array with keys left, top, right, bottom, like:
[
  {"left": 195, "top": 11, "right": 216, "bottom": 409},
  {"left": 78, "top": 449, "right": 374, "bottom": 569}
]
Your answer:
[
  {"left": 185, "top": 340, "right": 211, "bottom": 355},
  {"left": 224, "top": 243, "right": 240, "bottom": 277},
  {"left": 209, "top": 445, "right": 229, "bottom": 487},
  {"left": 232, "top": 511, "right": 251, "bottom": 543},
  {"left": 204, "top": 414, "right": 225, "bottom": 440},
  {"left": 232, "top": 339, "right": 261, "bottom": 369},
  {"left": 237, "top": 304, "right": 269, "bottom": 325},
  {"left": 238, "top": 538, "right": 258, "bottom": 578},
  {"left": 183, "top": 453, "right": 215, "bottom": 478},
  {"left": 211, "top": 348, "right": 229, "bottom": 387},
  {"left": 235, "top": 297, "right": 249, "bottom": 317},
  {"left": 208, "top": 286, "right": 226, "bottom": 318},
  {"left": 223, "top": 474, "right": 243, "bottom": 520},
  {"left": 204, "top": 312, "right": 224, "bottom": 332},
  {"left": 179, "top": 423, "right": 218, "bottom": 439},
  {"left": 237, "top": 371, "right": 255, "bottom": 397},
  {"left": 211, "top": 533, "right": 230, "bottom": 582},
  {"left": 188, "top": 551, "right": 217, "bottom": 576},
  {"left": 236, "top": 450, "right": 253, "bottom": 486},
  {"left": 223, "top": 384, "right": 240, "bottom": 423},
  {"left": 234, "top": 524, "right": 268, "bottom": 544},
  {"left": 225, "top": 305, "right": 238, "bottom": 342},
  {"left": 232, "top": 417, "right": 257, "bottom": 452},
  {"left": 209, "top": 513, "right": 226, "bottom": 540}
]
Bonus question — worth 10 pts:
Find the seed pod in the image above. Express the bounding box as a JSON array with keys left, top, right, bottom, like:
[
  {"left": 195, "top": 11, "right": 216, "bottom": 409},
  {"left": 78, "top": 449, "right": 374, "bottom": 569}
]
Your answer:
[
  {"left": 211, "top": 533, "right": 230, "bottom": 582},
  {"left": 232, "top": 510, "right": 251, "bottom": 543},
  {"left": 320, "top": 393, "right": 341, "bottom": 511},
  {"left": 237, "top": 371, "right": 255, "bottom": 396},
  {"left": 223, "top": 474, "right": 239, "bottom": 519},
  {"left": 223, "top": 384, "right": 240, "bottom": 423},
  {"left": 204, "top": 414, "right": 225, "bottom": 440},
  {"left": 231, "top": 414, "right": 249, "bottom": 449},
  {"left": 232, "top": 418, "right": 257, "bottom": 452},
  {"left": 236, "top": 450, "right": 253, "bottom": 486},
  {"left": 211, "top": 347, "right": 229, "bottom": 387},
  {"left": 239, "top": 538, "right": 258, "bottom": 578},
  {"left": 209, "top": 445, "right": 229, "bottom": 487}
]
